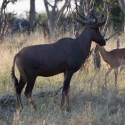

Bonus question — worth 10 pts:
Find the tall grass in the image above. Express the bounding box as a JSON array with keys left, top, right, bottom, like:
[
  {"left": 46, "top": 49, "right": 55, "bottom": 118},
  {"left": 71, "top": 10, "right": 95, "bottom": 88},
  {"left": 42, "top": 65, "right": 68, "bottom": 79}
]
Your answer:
[{"left": 0, "top": 32, "right": 125, "bottom": 125}]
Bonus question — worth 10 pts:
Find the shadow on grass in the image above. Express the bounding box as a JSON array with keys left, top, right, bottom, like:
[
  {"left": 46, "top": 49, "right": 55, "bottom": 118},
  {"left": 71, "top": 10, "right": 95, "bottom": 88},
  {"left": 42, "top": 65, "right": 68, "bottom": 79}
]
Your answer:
[
  {"left": 0, "top": 85, "right": 125, "bottom": 125},
  {"left": 0, "top": 94, "right": 17, "bottom": 125}
]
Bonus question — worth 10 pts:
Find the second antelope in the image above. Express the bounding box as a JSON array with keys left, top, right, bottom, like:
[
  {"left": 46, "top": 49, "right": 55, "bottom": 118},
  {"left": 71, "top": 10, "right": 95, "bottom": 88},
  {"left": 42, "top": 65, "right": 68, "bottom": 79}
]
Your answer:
[{"left": 95, "top": 40, "right": 124, "bottom": 88}]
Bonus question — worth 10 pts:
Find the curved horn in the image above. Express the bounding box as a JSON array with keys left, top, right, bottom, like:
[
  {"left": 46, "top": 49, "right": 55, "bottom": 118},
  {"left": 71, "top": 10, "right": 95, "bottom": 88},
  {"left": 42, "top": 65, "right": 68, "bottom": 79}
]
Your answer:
[
  {"left": 74, "top": 1, "right": 90, "bottom": 22},
  {"left": 75, "top": 19, "right": 86, "bottom": 26},
  {"left": 77, "top": 12, "right": 88, "bottom": 21}
]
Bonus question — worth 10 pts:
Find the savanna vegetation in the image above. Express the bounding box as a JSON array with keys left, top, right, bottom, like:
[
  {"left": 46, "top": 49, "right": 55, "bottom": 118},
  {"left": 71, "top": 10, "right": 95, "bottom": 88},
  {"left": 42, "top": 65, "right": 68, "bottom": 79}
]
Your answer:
[
  {"left": 0, "top": 0, "right": 125, "bottom": 125},
  {"left": 0, "top": 31, "right": 125, "bottom": 125}
]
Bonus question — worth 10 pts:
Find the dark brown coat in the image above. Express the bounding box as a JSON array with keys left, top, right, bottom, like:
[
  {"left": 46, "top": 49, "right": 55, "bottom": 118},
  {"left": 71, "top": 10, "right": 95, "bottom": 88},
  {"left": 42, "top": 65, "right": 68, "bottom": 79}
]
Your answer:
[{"left": 11, "top": 21, "right": 106, "bottom": 112}]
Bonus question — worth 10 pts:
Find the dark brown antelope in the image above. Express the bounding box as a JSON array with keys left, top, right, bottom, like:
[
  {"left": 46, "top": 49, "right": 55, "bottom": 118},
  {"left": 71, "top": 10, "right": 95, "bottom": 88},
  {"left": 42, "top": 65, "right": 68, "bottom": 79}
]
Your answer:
[{"left": 11, "top": 15, "right": 106, "bottom": 112}]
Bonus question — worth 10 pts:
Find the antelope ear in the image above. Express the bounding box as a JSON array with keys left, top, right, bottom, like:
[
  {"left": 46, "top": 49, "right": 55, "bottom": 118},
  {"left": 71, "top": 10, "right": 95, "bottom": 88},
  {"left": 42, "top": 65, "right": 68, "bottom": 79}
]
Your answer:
[
  {"left": 91, "top": 22, "right": 105, "bottom": 28},
  {"left": 75, "top": 19, "right": 86, "bottom": 26}
]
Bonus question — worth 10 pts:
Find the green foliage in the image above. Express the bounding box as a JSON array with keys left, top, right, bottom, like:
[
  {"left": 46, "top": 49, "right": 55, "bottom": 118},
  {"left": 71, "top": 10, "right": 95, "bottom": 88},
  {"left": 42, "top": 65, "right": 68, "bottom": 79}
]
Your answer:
[
  {"left": 111, "top": 6, "right": 124, "bottom": 30},
  {"left": 94, "top": 0, "right": 124, "bottom": 30},
  {"left": 35, "top": 12, "right": 48, "bottom": 30},
  {"left": 36, "top": 12, "right": 47, "bottom": 24}
]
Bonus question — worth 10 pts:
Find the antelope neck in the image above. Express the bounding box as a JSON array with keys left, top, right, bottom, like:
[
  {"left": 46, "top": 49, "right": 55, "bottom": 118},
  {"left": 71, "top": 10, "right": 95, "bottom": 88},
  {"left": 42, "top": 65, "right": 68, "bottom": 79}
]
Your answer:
[
  {"left": 76, "top": 27, "right": 92, "bottom": 55},
  {"left": 99, "top": 46, "right": 109, "bottom": 61}
]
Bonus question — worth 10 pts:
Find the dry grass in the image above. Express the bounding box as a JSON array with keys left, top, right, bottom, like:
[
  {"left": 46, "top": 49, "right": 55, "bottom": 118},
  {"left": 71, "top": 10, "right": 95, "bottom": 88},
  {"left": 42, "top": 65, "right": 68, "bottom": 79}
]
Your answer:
[{"left": 0, "top": 32, "right": 125, "bottom": 125}]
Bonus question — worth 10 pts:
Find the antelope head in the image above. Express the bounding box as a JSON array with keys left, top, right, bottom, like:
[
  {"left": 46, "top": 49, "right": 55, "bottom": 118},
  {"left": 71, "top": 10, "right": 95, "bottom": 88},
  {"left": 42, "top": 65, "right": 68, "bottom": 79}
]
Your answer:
[{"left": 75, "top": 14, "right": 106, "bottom": 46}]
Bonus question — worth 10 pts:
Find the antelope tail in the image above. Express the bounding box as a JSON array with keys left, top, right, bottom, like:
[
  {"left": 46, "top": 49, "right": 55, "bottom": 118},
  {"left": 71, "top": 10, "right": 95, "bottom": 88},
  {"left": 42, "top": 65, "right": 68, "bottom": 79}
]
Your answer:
[{"left": 11, "top": 56, "right": 18, "bottom": 89}]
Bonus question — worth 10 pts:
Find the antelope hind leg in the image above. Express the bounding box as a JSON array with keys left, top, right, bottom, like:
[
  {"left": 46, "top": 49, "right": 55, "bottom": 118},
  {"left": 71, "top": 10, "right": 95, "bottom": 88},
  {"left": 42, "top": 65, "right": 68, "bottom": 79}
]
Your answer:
[
  {"left": 104, "top": 67, "right": 112, "bottom": 88},
  {"left": 114, "top": 68, "right": 118, "bottom": 88}
]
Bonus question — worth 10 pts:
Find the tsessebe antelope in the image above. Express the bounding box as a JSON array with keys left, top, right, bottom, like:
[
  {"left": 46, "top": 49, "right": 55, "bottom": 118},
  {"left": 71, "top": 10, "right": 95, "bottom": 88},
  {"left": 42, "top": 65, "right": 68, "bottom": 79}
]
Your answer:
[{"left": 11, "top": 14, "right": 105, "bottom": 113}]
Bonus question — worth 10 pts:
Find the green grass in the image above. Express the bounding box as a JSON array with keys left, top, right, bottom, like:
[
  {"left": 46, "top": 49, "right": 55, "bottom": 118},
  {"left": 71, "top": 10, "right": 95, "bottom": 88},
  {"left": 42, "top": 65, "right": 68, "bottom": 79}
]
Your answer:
[{"left": 0, "top": 33, "right": 125, "bottom": 125}]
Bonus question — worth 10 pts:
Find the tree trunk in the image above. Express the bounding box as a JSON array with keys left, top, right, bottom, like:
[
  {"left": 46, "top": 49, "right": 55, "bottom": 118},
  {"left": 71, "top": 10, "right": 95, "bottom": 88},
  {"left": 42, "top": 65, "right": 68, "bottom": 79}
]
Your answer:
[
  {"left": 29, "top": 0, "right": 35, "bottom": 31},
  {"left": 43, "top": 0, "right": 70, "bottom": 36}
]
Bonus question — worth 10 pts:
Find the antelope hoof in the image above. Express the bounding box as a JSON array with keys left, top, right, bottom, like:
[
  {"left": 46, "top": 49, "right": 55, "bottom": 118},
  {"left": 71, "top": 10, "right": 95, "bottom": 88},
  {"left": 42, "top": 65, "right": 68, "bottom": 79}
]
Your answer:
[
  {"left": 60, "top": 100, "right": 65, "bottom": 110},
  {"left": 33, "top": 104, "right": 37, "bottom": 111},
  {"left": 18, "top": 107, "right": 23, "bottom": 114},
  {"left": 60, "top": 105, "right": 64, "bottom": 111},
  {"left": 67, "top": 106, "right": 71, "bottom": 112}
]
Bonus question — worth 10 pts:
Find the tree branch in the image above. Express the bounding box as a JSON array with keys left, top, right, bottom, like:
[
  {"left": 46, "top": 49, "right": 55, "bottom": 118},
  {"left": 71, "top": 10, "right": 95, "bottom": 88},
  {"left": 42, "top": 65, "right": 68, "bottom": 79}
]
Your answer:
[
  {"left": 43, "top": 0, "right": 50, "bottom": 20},
  {"left": 56, "top": 0, "right": 70, "bottom": 26}
]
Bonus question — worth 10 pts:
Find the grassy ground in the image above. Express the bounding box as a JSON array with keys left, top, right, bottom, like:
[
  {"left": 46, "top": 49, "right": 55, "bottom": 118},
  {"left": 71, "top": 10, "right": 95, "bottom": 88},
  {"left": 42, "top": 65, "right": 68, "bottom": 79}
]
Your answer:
[{"left": 0, "top": 32, "right": 125, "bottom": 125}]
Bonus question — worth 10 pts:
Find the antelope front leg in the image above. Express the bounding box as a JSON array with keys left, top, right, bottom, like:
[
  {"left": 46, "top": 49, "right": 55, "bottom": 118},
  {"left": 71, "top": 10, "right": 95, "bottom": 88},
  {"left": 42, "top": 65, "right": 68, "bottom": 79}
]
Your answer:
[
  {"left": 61, "top": 71, "right": 73, "bottom": 111},
  {"left": 105, "top": 67, "right": 112, "bottom": 88},
  {"left": 114, "top": 68, "right": 118, "bottom": 88}
]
